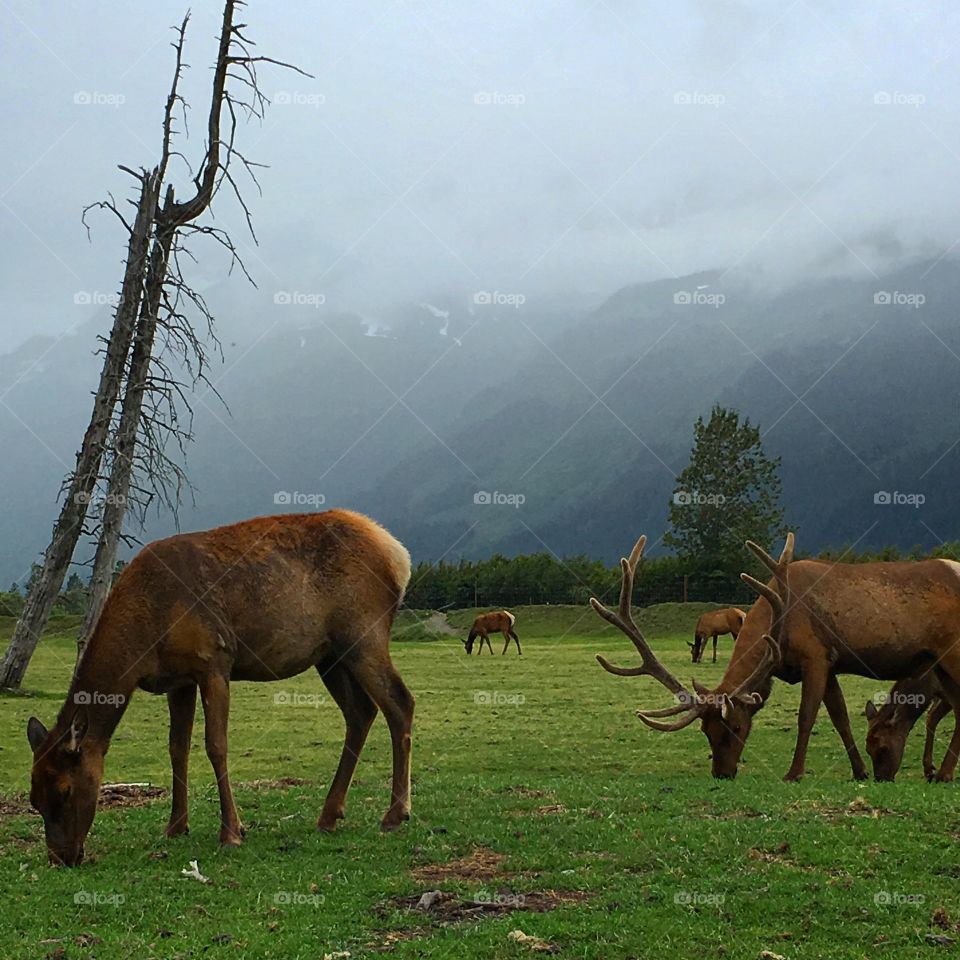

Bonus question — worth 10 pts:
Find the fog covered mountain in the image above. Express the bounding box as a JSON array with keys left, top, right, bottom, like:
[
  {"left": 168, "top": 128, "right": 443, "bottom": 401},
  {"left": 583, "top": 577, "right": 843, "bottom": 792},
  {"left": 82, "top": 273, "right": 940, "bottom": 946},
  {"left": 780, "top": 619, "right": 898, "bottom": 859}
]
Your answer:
[{"left": 1, "top": 260, "right": 958, "bottom": 585}]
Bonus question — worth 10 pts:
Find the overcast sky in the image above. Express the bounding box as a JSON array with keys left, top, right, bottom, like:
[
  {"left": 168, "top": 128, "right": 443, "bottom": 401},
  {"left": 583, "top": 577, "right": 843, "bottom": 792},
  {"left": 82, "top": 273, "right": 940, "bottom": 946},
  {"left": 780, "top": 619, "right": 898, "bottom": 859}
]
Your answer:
[{"left": 1, "top": 0, "right": 959, "bottom": 349}]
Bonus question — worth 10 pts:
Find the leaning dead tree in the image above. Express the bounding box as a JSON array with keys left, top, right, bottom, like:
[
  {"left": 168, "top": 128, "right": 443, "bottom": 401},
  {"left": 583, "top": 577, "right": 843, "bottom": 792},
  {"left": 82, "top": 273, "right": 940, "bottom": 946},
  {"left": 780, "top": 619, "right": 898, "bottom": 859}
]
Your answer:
[{"left": 0, "top": 0, "right": 308, "bottom": 687}]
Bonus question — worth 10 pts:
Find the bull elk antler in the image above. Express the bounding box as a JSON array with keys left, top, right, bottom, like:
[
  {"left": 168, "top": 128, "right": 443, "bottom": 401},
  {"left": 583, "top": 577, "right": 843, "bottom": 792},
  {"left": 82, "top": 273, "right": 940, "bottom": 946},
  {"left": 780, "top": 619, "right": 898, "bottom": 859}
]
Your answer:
[
  {"left": 591, "top": 536, "right": 705, "bottom": 731},
  {"left": 731, "top": 532, "right": 795, "bottom": 699},
  {"left": 592, "top": 533, "right": 795, "bottom": 731}
]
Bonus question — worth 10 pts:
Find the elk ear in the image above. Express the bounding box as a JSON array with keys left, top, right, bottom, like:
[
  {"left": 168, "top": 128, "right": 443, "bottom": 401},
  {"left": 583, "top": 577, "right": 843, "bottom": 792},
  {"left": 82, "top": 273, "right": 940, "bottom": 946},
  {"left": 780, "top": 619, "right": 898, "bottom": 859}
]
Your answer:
[
  {"left": 720, "top": 694, "right": 732, "bottom": 720},
  {"left": 27, "top": 717, "right": 48, "bottom": 753},
  {"left": 64, "top": 715, "right": 89, "bottom": 754},
  {"left": 864, "top": 700, "right": 878, "bottom": 721}
]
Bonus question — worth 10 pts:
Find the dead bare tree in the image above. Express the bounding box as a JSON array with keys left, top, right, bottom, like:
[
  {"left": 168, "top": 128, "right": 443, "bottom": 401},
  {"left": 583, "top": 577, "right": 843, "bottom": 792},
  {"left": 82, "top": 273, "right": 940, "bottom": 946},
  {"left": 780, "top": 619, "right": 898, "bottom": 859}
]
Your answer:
[{"left": 0, "top": 0, "right": 309, "bottom": 685}]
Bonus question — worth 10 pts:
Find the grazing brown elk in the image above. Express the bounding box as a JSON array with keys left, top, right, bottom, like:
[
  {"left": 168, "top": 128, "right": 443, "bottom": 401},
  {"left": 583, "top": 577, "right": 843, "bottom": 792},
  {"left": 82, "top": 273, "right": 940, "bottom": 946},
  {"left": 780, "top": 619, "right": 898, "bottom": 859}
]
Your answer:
[
  {"left": 688, "top": 607, "right": 746, "bottom": 663},
  {"left": 865, "top": 675, "right": 952, "bottom": 781},
  {"left": 592, "top": 533, "right": 960, "bottom": 782},
  {"left": 464, "top": 611, "right": 521, "bottom": 656},
  {"left": 26, "top": 510, "right": 415, "bottom": 866}
]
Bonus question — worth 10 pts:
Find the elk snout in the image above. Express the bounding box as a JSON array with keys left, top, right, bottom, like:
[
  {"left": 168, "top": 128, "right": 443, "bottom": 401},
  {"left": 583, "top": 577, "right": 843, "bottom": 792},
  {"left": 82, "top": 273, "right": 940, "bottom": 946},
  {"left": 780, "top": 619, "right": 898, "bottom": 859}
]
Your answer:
[{"left": 48, "top": 844, "right": 84, "bottom": 867}]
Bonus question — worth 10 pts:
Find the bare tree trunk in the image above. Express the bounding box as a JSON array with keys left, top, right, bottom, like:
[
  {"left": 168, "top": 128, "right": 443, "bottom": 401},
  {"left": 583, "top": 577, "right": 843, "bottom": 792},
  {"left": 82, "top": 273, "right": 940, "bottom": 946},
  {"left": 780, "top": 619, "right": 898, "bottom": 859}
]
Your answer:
[
  {"left": 78, "top": 209, "right": 175, "bottom": 659},
  {"left": 0, "top": 173, "right": 158, "bottom": 690}
]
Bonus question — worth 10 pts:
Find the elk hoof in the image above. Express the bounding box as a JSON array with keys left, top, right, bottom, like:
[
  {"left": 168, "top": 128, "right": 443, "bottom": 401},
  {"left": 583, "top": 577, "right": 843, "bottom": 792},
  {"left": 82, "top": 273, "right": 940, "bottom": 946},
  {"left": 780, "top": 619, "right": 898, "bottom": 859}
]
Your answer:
[
  {"left": 380, "top": 810, "right": 410, "bottom": 833},
  {"left": 782, "top": 771, "right": 804, "bottom": 782},
  {"left": 934, "top": 771, "right": 955, "bottom": 783},
  {"left": 317, "top": 810, "right": 344, "bottom": 833}
]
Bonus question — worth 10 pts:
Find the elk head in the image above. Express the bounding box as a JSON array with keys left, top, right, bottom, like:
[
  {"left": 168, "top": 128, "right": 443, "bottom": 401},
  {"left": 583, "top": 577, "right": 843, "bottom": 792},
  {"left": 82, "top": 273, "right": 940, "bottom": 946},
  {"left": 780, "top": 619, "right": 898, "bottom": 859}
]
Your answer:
[
  {"left": 863, "top": 699, "right": 909, "bottom": 782},
  {"left": 27, "top": 714, "right": 103, "bottom": 866},
  {"left": 591, "top": 534, "right": 792, "bottom": 779},
  {"left": 463, "top": 636, "right": 474, "bottom": 655},
  {"left": 687, "top": 638, "right": 704, "bottom": 663}
]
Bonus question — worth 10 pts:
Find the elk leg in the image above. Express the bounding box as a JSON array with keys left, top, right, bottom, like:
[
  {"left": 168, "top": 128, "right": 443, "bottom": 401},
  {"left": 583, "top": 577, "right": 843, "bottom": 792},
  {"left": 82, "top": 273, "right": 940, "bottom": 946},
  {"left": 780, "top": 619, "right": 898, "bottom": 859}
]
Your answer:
[
  {"left": 822, "top": 674, "right": 868, "bottom": 780},
  {"left": 712, "top": 635, "right": 718, "bottom": 663},
  {"left": 784, "top": 665, "right": 829, "bottom": 781},
  {"left": 932, "top": 669, "right": 960, "bottom": 781},
  {"left": 316, "top": 662, "right": 378, "bottom": 832},
  {"left": 511, "top": 630, "right": 522, "bottom": 655},
  {"left": 501, "top": 630, "right": 510, "bottom": 655},
  {"left": 484, "top": 635, "right": 493, "bottom": 654},
  {"left": 199, "top": 672, "right": 244, "bottom": 846},
  {"left": 165, "top": 684, "right": 197, "bottom": 837},
  {"left": 351, "top": 659, "right": 415, "bottom": 831},
  {"left": 924, "top": 698, "right": 951, "bottom": 781}
]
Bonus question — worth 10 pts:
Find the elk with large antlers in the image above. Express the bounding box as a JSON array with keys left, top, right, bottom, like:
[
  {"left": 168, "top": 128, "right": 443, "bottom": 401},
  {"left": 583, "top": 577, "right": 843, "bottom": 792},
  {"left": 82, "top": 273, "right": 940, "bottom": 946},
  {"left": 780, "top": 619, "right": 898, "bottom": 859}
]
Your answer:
[
  {"left": 27, "top": 510, "right": 415, "bottom": 866},
  {"left": 592, "top": 533, "right": 960, "bottom": 782}
]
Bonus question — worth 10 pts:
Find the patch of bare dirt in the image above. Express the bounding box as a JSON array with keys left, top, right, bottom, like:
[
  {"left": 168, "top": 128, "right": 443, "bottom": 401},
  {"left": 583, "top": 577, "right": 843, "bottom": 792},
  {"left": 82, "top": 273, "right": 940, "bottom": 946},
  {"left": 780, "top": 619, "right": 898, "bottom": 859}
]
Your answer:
[
  {"left": 0, "top": 794, "right": 29, "bottom": 818},
  {"left": 412, "top": 846, "right": 507, "bottom": 884},
  {"left": 99, "top": 784, "right": 166, "bottom": 810},
  {"left": 377, "top": 890, "right": 589, "bottom": 926},
  {"left": 747, "top": 842, "right": 847, "bottom": 879},
  {"left": 785, "top": 796, "right": 901, "bottom": 821}
]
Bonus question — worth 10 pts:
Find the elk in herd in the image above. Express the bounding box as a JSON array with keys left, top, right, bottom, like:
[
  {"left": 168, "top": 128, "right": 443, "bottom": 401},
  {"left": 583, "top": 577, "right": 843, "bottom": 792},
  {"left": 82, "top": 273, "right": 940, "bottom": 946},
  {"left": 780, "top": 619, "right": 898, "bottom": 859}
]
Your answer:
[
  {"left": 26, "top": 510, "right": 415, "bottom": 866},
  {"left": 464, "top": 610, "right": 521, "bottom": 655},
  {"left": 865, "top": 675, "right": 952, "bottom": 781},
  {"left": 688, "top": 607, "right": 746, "bottom": 663},
  {"left": 592, "top": 532, "right": 960, "bottom": 782}
]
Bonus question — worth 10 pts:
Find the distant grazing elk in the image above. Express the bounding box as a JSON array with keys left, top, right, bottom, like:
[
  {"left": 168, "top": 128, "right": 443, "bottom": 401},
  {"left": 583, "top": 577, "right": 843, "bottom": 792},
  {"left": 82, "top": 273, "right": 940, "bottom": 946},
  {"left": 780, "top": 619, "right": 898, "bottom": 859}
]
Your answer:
[
  {"left": 26, "top": 510, "right": 415, "bottom": 866},
  {"left": 865, "top": 675, "right": 952, "bottom": 781},
  {"left": 688, "top": 607, "right": 746, "bottom": 663},
  {"left": 592, "top": 533, "right": 960, "bottom": 782},
  {"left": 464, "top": 611, "right": 521, "bottom": 655}
]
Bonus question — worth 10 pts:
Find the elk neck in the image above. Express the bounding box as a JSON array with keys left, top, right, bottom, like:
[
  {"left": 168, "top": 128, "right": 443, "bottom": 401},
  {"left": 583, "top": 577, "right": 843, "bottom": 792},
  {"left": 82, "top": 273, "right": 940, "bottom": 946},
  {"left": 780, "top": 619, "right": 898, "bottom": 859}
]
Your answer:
[
  {"left": 716, "top": 598, "right": 776, "bottom": 700},
  {"left": 56, "top": 610, "right": 145, "bottom": 752}
]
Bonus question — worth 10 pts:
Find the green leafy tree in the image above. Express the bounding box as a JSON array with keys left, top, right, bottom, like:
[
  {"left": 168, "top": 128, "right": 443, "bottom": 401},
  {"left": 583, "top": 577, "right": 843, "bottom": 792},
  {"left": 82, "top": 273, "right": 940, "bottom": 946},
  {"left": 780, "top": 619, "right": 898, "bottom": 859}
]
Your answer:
[{"left": 665, "top": 405, "right": 785, "bottom": 579}]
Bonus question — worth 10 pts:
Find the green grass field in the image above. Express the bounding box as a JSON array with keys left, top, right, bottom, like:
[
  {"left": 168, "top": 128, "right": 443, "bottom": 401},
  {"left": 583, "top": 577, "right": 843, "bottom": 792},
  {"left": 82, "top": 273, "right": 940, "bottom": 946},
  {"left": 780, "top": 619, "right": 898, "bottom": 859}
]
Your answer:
[{"left": 1, "top": 606, "right": 958, "bottom": 959}]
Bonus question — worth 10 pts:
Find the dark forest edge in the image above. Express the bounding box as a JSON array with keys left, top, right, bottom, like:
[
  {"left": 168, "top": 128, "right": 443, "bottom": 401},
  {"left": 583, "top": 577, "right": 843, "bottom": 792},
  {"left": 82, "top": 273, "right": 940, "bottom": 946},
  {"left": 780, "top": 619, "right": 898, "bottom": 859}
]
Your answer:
[{"left": 7, "top": 539, "right": 960, "bottom": 619}]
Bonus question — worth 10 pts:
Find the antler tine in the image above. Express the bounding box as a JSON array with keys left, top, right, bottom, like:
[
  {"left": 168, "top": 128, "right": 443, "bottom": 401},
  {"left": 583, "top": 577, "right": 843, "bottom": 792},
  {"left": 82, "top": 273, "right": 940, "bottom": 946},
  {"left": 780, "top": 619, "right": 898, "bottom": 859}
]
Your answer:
[
  {"left": 745, "top": 540, "right": 780, "bottom": 576},
  {"left": 740, "top": 573, "right": 783, "bottom": 621},
  {"left": 590, "top": 534, "right": 686, "bottom": 699},
  {"left": 728, "top": 633, "right": 781, "bottom": 701},
  {"left": 779, "top": 531, "right": 795, "bottom": 566},
  {"left": 636, "top": 708, "right": 703, "bottom": 732},
  {"left": 746, "top": 532, "right": 795, "bottom": 577}
]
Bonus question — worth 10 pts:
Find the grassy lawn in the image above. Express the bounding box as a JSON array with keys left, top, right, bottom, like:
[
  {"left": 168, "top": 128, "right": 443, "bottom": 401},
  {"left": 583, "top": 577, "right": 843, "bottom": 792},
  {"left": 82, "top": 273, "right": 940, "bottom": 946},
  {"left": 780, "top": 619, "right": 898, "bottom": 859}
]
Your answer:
[{"left": 1, "top": 606, "right": 958, "bottom": 959}]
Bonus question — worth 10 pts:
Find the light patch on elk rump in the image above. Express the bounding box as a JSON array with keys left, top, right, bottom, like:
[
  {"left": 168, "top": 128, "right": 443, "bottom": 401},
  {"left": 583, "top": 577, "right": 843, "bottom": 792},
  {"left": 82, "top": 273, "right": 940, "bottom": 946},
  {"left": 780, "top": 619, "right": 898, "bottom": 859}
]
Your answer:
[
  {"left": 504, "top": 610, "right": 516, "bottom": 626},
  {"left": 361, "top": 515, "right": 412, "bottom": 596},
  {"left": 939, "top": 559, "right": 960, "bottom": 585}
]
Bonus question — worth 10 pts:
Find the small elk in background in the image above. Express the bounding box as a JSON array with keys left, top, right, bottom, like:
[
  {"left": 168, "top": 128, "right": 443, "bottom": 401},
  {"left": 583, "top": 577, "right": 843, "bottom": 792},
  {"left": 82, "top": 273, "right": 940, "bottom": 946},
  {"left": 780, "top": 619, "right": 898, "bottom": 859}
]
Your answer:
[
  {"left": 464, "top": 611, "right": 521, "bottom": 655},
  {"left": 865, "top": 674, "right": 952, "bottom": 781},
  {"left": 688, "top": 607, "right": 746, "bottom": 663}
]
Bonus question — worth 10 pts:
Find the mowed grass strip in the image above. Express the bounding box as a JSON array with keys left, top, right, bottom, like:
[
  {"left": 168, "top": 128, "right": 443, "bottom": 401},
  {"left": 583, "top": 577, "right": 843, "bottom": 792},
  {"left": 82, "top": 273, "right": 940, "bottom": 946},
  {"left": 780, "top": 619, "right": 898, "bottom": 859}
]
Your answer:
[{"left": 0, "top": 607, "right": 956, "bottom": 959}]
